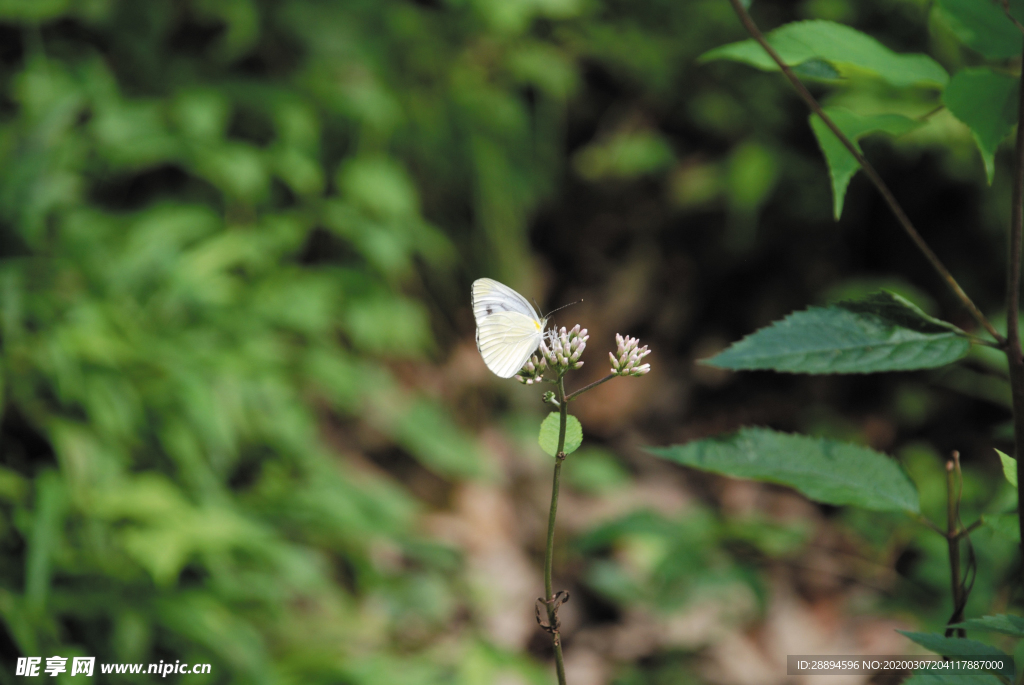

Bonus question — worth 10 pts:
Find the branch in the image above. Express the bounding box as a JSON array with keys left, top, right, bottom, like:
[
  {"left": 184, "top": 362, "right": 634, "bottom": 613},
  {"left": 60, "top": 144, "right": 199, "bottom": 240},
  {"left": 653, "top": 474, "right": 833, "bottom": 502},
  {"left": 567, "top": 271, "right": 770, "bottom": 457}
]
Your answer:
[
  {"left": 953, "top": 518, "right": 986, "bottom": 540},
  {"left": 565, "top": 373, "right": 616, "bottom": 402},
  {"left": 944, "top": 457, "right": 966, "bottom": 637},
  {"left": 908, "top": 511, "right": 946, "bottom": 537},
  {"left": 726, "top": 0, "right": 1004, "bottom": 345},
  {"left": 998, "top": 0, "right": 1024, "bottom": 36}
]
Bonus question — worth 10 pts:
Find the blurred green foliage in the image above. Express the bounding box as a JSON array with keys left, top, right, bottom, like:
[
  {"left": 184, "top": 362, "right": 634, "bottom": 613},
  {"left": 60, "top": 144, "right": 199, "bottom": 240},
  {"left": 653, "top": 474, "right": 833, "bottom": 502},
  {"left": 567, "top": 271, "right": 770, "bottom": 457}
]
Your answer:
[
  {"left": 0, "top": 0, "right": 592, "bottom": 682},
  {"left": 576, "top": 508, "right": 809, "bottom": 611}
]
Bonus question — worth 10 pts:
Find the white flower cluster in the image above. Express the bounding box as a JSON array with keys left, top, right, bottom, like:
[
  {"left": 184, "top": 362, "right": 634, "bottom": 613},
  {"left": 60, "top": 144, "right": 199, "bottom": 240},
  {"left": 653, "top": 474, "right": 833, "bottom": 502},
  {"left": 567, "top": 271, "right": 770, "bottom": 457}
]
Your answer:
[
  {"left": 543, "top": 325, "right": 587, "bottom": 371},
  {"left": 516, "top": 352, "right": 548, "bottom": 385},
  {"left": 609, "top": 333, "right": 650, "bottom": 376},
  {"left": 516, "top": 325, "right": 588, "bottom": 384}
]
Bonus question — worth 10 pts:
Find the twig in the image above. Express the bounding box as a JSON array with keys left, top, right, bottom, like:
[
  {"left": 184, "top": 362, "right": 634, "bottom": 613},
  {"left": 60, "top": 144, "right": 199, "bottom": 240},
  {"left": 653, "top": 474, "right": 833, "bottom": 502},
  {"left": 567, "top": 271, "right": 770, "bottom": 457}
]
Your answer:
[
  {"left": 968, "top": 335, "right": 1003, "bottom": 349},
  {"left": 944, "top": 456, "right": 966, "bottom": 637},
  {"left": 726, "top": 0, "right": 1004, "bottom": 345},
  {"left": 916, "top": 104, "right": 945, "bottom": 121},
  {"left": 565, "top": 373, "right": 616, "bottom": 402},
  {"left": 909, "top": 512, "right": 946, "bottom": 536},
  {"left": 998, "top": 0, "right": 1024, "bottom": 36},
  {"left": 953, "top": 518, "right": 985, "bottom": 540}
]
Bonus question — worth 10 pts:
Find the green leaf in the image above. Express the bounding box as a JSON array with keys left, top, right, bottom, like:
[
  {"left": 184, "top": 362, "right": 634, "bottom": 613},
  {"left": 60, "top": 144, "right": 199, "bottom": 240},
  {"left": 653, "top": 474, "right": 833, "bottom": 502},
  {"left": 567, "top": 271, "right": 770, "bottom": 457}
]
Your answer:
[
  {"left": 539, "top": 412, "right": 583, "bottom": 457},
  {"left": 344, "top": 296, "right": 432, "bottom": 356},
  {"left": 952, "top": 614, "right": 1024, "bottom": 637},
  {"left": 700, "top": 20, "right": 948, "bottom": 88},
  {"left": 937, "top": 0, "right": 1024, "bottom": 60},
  {"left": 26, "top": 471, "right": 68, "bottom": 611},
  {"left": 837, "top": 291, "right": 964, "bottom": 332},
  {"left": 338, "top": 156, "right": 420, "bottom": 220},
  {"left": 996, "top": 448, "right": 1017, "bottom": 487},
  {"left": 898, "top": 631, "right": 1011, "bottom": 663},
  {"left": 647, "top": 427, "right": 920, "bottom": 513},
  {"left": 808, "top": 108, "right": 921, "bottom": 219},
  {"left": 706, "top": 291, "right": 971, "bottom": 374},
  {"left": 790, "top": 58, "right": 841, "bottom": 81},
  {"left": 943, "top": 68, "right": 1019, "bottom": 183}
]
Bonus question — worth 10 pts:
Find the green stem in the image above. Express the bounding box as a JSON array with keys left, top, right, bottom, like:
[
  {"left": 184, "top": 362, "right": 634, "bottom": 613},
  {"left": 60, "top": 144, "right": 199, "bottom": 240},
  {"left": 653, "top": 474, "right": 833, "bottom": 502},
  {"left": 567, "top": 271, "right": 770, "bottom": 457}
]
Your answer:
[
  {"left": 542, "top": 374, "right": 568, "bottom": 685},
  {"left": 968, "top": 335, "right": 1004, "bottom": 349},
  {"left": 953, "top": 518, "right": 985, "bottom": 540},
  {"left": 945, "top": 458, "right": 965, "bottom": 637},
  {"left": 565, "top": 373, "right": 616, "bottom": 402}
]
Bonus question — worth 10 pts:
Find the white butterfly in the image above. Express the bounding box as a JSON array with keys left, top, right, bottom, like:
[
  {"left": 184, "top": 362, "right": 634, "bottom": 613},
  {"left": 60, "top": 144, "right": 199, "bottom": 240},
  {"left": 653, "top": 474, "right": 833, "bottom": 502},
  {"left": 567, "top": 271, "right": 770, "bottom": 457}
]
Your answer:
[{"left": 472, "top": 278, "right": 549, "bottom": 378}]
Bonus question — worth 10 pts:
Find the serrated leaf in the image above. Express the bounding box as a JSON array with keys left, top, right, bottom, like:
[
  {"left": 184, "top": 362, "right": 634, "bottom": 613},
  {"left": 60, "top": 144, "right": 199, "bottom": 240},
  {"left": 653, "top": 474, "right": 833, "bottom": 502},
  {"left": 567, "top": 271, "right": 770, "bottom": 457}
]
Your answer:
[
  {"left": 539, "top": 412, "right": 583, "bottom": 457},
  {"left": 809, "top": 108, "right": 921, "bottom": 219},
  {"left": 943, "top": 68, "right": 1019, "bottom": 184},
  {"left": 647, "top": 427, "right": 920, "bottom": 513},
  {"left": 952, "top": 614, "right": 1024, "bottom": 637},
  {"left": 898, "top": 631, "right": 1011, "bottom": 662},
  {"left": 996, "top": 448, "right": 1017, "bottom": 487},
  {"left": 837, "top": 291, "right": 962, "bottom": 332},
  {"left": 937, "top": 0, "right": 1024, "bottom": 60},
  {"left": 700, "top": 20, "right": 948, "bottom": 88},
  {"left": 706, "top": 291, "right": 971, "bottom": 374}
]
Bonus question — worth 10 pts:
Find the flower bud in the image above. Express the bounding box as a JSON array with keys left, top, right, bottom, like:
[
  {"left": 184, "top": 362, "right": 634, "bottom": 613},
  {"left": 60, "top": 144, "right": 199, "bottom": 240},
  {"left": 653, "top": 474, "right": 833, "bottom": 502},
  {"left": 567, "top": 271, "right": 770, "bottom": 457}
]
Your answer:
[
  {"left": 535, "top": 324, "right": 589, "bottom": 374},
  {"left": 610, "top": 333, "right": 651, "bottom": 376},
  {"left": 516, "top": 350, "right": 549, "bottom": 384}
]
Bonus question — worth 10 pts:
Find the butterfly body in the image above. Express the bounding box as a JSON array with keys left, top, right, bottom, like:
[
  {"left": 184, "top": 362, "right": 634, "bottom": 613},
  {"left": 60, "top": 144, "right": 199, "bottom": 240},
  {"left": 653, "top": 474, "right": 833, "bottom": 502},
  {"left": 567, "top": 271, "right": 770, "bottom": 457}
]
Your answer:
[{"left": 472, "top": 278, "right": 548, "bottom": 378}]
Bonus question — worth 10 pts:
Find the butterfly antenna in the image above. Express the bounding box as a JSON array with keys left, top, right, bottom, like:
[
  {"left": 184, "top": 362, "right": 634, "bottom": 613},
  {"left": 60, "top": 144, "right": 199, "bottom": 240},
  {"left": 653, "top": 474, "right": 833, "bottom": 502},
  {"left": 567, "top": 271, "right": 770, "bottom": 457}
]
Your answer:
[{"left": 543, "top": 299, "right": 582, "bottom": 319}]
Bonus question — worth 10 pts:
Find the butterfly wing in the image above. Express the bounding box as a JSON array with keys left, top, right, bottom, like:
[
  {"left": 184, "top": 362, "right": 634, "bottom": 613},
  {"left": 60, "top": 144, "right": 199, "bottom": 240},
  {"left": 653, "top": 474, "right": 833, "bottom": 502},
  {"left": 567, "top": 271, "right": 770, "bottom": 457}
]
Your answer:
[
  {"left": 472, "top": 278, "right": 548, "bottom": 378},
  {"left": 475, "top": 311, "right": 544, "bottom": 378},
  {"left": 472, "top": 278, "right": 541, "bottom": 321}
]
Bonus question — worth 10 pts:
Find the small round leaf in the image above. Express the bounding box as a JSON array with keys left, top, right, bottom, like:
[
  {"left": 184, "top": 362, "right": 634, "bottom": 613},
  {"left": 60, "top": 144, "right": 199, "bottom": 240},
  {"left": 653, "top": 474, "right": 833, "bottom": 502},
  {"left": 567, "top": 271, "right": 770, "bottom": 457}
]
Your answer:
[{"left": 538, "top": 412, "right": 583, "bottom": 457}]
